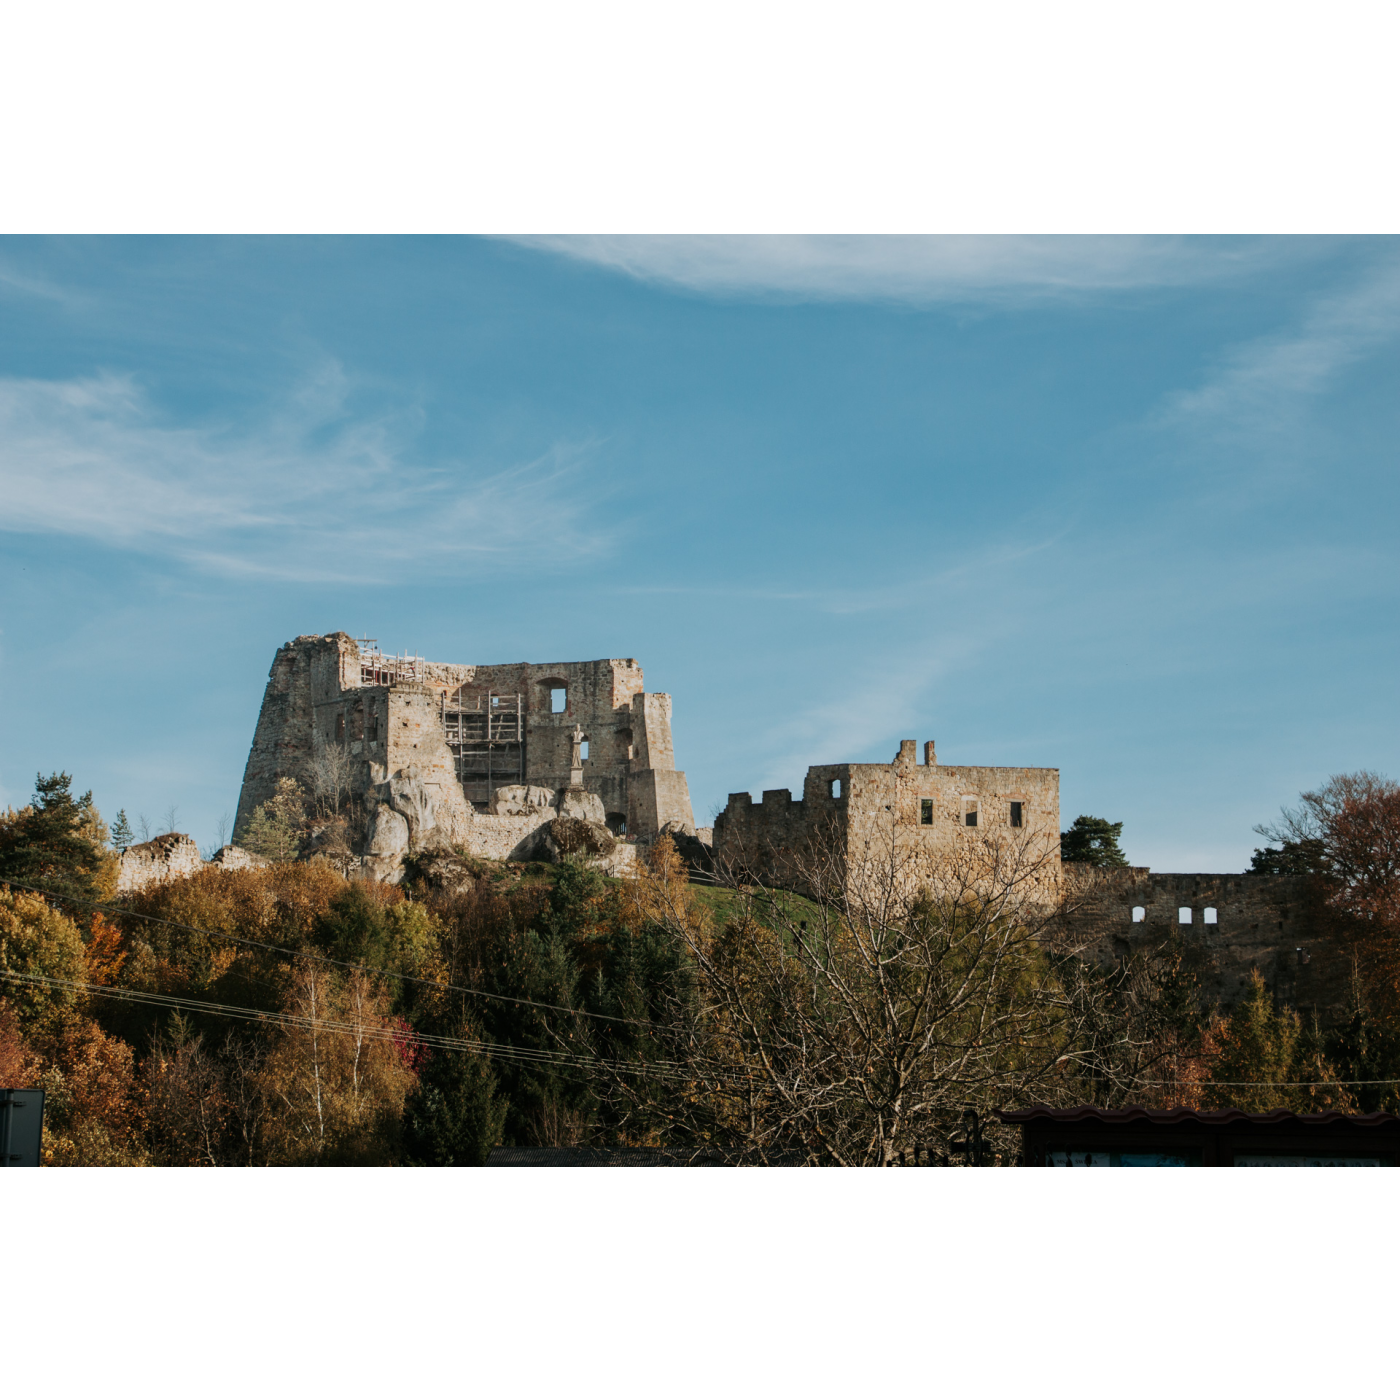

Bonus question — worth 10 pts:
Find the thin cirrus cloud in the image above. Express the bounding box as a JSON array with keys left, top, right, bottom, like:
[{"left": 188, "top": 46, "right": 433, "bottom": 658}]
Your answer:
[
  {"left": 511, "top": 234, "right": 1327, "bottom": 304},
  {"left": 0, "top": 367, "right": 617, "bottom": 582},
  {"left": 1156, "top": 255, "right": 1400, "bottom": 442}
]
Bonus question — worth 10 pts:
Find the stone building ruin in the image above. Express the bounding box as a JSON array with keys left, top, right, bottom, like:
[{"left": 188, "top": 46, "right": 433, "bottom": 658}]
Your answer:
[
  {"left": 713, "top": 738, "right": 1062, "bottom": 895},
  {"left": 714, "top": 737, "right": 1344, "bottom": 1024},
  {"left": 234, "top": 633, "right": 696, "bottom": 878},
  {"left": 215, "top": 632, "right": 1351, "bottom": 1025}
]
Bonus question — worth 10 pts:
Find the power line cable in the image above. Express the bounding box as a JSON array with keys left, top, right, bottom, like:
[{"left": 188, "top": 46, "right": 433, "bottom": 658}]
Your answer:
[
  {"left": 0, "top": 968, "right": 721, "bottom": 1086},
  {"left": 0, "top": 877, "right": 668, "bottom": 1032}
]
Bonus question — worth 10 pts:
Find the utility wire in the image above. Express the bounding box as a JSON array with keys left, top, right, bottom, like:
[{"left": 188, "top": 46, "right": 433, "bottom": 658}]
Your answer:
[
  {"left": 0, "top": 877, "right": 668, "bottom": 1033},
  {"left": 0, "top": 968, "right": 722, "bottom": 1087}
]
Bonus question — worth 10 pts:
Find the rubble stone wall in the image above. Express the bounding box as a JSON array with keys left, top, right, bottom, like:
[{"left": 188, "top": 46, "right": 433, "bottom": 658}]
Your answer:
[
  {"left": 235, "top": 635, "right": 695, "bottom": 876},
  {"left": 1059, "top": 867, "right": 1349, "bottom": 1020},
  {"left": 715, "top": 741, "right": 1060, "bottom": 897}
]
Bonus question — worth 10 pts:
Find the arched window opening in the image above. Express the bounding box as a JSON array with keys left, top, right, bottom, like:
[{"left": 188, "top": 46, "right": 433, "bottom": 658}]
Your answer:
[
  {"left": 1178, "top": 906, "right": 1193, "bottom": 925},
  {"left": 1203, "top": 906, "right": 1218, "bottom": 924},
  {"left": 1132, "top": 906, "right": 1145, "bottom": 923}
]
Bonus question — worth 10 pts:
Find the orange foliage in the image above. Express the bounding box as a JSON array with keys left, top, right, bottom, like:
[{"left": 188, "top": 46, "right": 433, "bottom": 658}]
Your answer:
[{"left": 86, "top": 913, "right": 127, "bottom": 986}]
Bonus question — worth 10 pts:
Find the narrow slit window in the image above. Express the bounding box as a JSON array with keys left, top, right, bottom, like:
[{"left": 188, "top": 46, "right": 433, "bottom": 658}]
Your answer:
[
  {"left": 830, "top": 778, "right": 843, "bottom": 799},
  {"left": 580, "top": 740, "right": 589, "bottom": 761},
  {"left": 550, "top": 687, "right": 567, "bottom": 714},
  {"left": 1009, "top": 801, "right": 1023, "bottom": 828},
  {"left": 1203, "top": 906, "right": 1218, "bottom": 924},
  {"left": 369, "top": 712, "right": 380, "bottom": 743},
  {"left": 1179, "top": 907, "right": 1193, "bottom": 925},
  {"left": 920, "top": 799, "right": 933, "bottom": 826},
  {"left": 1132, "top": 906, "right": 1146, "bottom": 923},
  {"left": 964, "top": 800, "right": 978, "bottom": 828}
]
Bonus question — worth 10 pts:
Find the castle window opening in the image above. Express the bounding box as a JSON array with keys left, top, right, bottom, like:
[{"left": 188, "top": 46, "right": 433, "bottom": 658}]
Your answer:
[
  {"left": 963, "top": 799, "right": 979, "bottom": 828},
  {"left": 1132, "top": 906, "right": 1146, "bottom": 923},
  {"left": 1204, "top": 907, "right": 1218, "bottom": 924},
  {"left": 1179, "top": 907, "right": 1193, "bottom": 925},
  {"left": 369, "top": 712, "right": 380, "bottom": 743},
  {"left": 580, "top": 740, "right": 589, "bottom": 761},
  {"left": 1009, "top": 801, "right": 1023, "bottom": 828},
  {"left": 830, "top": 778, "right": 843, "bottom": 799},
  {"left": 551, "top": 687, "right": 567, "bottom": 713},
  {"left": 920, "top": 799, "right": 933, "bottom": 826}
]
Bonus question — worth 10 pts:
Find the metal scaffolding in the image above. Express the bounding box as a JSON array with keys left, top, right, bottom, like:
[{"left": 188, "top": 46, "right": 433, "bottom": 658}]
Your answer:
[{"left": 444, "top": 688, "right": 525, "bottom": 806}]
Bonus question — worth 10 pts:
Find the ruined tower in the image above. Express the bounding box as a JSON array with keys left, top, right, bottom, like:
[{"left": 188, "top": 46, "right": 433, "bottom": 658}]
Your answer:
[{"left": 235, "top": 633, "right": 695, "bottom": 869}]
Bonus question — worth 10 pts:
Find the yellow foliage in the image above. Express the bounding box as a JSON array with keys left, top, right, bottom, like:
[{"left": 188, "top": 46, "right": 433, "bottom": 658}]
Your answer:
[{"left": 0, "top": 888, "right": 87, "bottom": 1030}]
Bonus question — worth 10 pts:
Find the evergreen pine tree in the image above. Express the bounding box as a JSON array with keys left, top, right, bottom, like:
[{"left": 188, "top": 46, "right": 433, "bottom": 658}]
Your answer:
[
  {"left": 1060, "top": 815, "right": 1129, "bottom": 867},
  {"left": 402, "top": 1040, "right": 508, "bottom": 1166},
  {"left": 110, "top": 809, "right": 134, "bottom": 852},
  {"left": 0, "top": 772, "right": 109, "bottom": 905}
]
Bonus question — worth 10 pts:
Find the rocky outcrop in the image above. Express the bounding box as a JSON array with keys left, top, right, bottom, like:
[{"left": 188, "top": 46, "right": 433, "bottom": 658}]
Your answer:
[
  {"left": 490, "top": 785, "right": 557, "bottom": 817},
  {"left": 407, "top": 850, "right": 478, "bottom": 896},
  {"left": 116, "top": 834, "right": 206, "bottom": 893},
  {"left": 658, "top": 821, "right": 714, "bottom": 876},
  {"left": 558, "top": 787, "right": 607, "bottom": 825},
  {"left": 207, "top": 844, "right": 270, "bottom": 872}
]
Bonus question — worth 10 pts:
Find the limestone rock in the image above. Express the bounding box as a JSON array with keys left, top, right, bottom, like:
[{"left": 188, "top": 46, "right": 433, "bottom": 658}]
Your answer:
[
  {"left": 408, "top": 850, "right": 477, "bottom": 895},
  {"left": 367, "top": 804, "right": 410, "bottom": 859},
  {"left": 386, "top": 768, "right": 439, "bottom": 845},
  {"left": 207, "top": 844, "right": 270, "bottom": 872},
  {"left": 558, "top": 787, "right": 607, "bottom": 825},
  {"left": 659, "top": 820, "right": 714, "bottom": 875},
  {"left": 490, "top": 784, "right": 558, "bottom": 817},
  {"left": 541, "top": 816, "right": 616, "bottom": 863}
]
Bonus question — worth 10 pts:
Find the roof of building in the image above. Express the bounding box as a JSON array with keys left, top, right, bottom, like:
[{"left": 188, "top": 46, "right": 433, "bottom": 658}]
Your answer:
[
  {"left": 998, "top": 1105, "right": 1400, "bottom": 1129},
  {"left": 485, "top": 1146, "right": 728, "bottom": 1167}
]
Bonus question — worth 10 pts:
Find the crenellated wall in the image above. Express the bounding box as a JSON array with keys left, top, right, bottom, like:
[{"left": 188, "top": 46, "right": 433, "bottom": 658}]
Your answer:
[{"left": 714, "top": 740, "right": 1060, "bottom": 897}]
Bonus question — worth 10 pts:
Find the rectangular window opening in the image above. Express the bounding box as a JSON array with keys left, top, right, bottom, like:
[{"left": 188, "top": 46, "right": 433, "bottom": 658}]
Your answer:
[
  {"left": 1009, "top": 801, "right": 1023, "bottom": 828},
  {"left": 550, "top": 687, "right": 567, "bottom": 714},
  {"left": 920, "top": 799, "right": 933, "bottom": 826},
  {"left": 1179, "top": 907, "right": 1193, "bottom": 925},
  {"left": 964, "top": 805, "right": 978, "bottom": 828},
  {"left": 580, "top": 740, "right": 589, "bottom": 761},
  {"left": 830, "top": 778, "right": 843, "bottom": 799}
]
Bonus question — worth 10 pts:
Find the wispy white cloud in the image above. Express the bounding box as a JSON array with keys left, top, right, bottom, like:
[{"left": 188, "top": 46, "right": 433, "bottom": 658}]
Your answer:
[
  {"left": 1155, "top": 257, "right": 1400, "bottom": 442},
  {"left": 511, "top": 235, "right": 1320, "bottom": 305},
  {"left": 0, "top": 366, "right": 617, "bottom": 582}
]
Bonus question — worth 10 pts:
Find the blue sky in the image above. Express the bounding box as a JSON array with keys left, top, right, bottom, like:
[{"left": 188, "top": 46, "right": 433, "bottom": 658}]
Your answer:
[{"left": 0, "top": 235, "right": 1396, "bottom": 870}]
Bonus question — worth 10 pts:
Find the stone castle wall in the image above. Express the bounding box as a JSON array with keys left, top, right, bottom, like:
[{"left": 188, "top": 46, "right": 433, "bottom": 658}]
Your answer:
[
  {"left": 235, "top": 634, "right": 695, "bottom": 874},
  {"left": 1059, "top": 867, "right": 1349, "bottom": 1021},
  {"left": 715, "top": 740, "right": 1060, "bottom": 897}
]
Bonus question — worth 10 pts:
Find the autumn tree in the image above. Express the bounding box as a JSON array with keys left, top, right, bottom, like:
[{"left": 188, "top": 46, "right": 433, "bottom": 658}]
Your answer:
[
  {"left": 0, "top": 772, "right": 117, "bottom": 903},
  {"left": 257, "top": 965, "right": 416, "bottom": 1165},
  {"left": 0, "top": 888, "right": 89, "bottom": 1031},
  {"left": 1200, "top": 970, "right": 1352, "bottom": 1113},
  {"left": 579, "top": 826, "right": 1162, "bottom": 1165},
  {"left": 1257, "top": 772, "right": 1400, "bottom": 1011},
  {"left": 239, "top": 777, "right": 307, "bottom": 863}
]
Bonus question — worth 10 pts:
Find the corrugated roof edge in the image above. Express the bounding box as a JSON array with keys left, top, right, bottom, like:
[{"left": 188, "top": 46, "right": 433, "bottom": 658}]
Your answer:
[{"left": 997, "top": 1105, "right": 1400, "bottom": 1128}]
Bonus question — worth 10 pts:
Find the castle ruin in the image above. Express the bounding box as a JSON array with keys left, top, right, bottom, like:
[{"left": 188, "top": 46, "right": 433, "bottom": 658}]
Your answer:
[
  {"left": 235, "top": 633, "right": 696, "bottom": 877},
  {"left": 223, "top": 633, "right": 1348, "bottom": 1024},
  {"left": 714, "top": 738, "right": 1061, "bottom": 894}
]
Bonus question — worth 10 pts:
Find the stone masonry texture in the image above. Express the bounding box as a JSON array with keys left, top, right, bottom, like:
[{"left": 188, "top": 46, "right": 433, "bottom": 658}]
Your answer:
[{"left": 235, "top": 634, "right": 695, "bottom": 864}]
